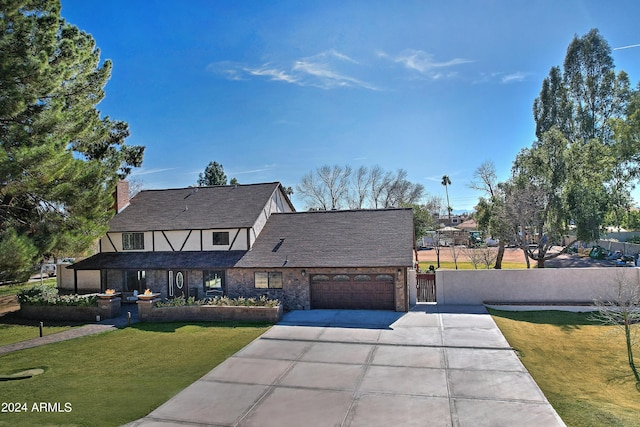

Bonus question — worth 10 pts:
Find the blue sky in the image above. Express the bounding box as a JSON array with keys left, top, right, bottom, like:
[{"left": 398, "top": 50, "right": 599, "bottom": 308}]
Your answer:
[{"left": 60, "top": 0, "right": 640, "bottom": 211}]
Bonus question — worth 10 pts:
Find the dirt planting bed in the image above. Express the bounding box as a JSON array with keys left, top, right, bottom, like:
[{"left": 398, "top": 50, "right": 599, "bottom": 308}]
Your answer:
[{"left": 418, "top": 247, "right": 624, "bottom": 268}]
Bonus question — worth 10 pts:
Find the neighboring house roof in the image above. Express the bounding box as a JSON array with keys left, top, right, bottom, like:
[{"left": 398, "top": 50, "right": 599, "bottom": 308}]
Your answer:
[
  {"left": 235, "top": 208, "right": 415, "bottom": 268},
  {"left": 69, "top": 251, "right": 247, "bottom": 270},
  {"left": 108, "top": 182, "right": 293, "bottom": 232},
  {"left": 457, "top": 219, "right": 478, "bottom": 230}
]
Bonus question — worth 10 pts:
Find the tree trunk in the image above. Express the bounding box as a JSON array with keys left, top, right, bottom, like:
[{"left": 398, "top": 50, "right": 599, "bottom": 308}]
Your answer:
[
  {"left": 537, "top": 257, "right": 545, "bottom": 268},
  {"left": 494, "top": 241, "right": 505, "bottom": 269},
  {"left": 522, "top": 247, "right": 531, "bottom": 268},
  {"left": 625, "top": 322, "right": 640, "bottom": 382}
]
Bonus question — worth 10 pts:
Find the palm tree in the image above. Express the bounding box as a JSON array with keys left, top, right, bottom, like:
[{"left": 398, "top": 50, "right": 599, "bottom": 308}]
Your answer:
[{"left": 441, "top": 175, "right": 452, "bottom": 224}]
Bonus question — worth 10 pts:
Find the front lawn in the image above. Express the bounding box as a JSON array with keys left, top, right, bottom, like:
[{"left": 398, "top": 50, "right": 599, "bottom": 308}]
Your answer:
[
  {"left": 0, "top": 321, "right": 270, "bottom": 427},
  {"left": 0, "top": 280, "right": 78, "bottom": 346},
  {"left": 490, "top": 310, "right": 640, "bottom": 427},
  {"left": 0, "top": 322, "right": 75, "bottom": 346}
]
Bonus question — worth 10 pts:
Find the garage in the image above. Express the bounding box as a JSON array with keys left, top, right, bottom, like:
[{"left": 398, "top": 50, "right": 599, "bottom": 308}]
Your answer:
[{"left": 310, "top": 273, "right": 395, "bottom": 310}]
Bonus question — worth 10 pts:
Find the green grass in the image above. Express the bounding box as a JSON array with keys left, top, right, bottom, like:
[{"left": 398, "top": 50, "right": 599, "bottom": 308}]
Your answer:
[
  {"left": 0, "top": 279, "right": 70, "bottom": 346},
  {"left": 0, "top": 322, "right": 75, "bottom": 346},
  {"left": 0, "top": 321, "right": 270, "bottom": 427},
  {"left": 490, "top": 310, "right": 640, "bottom": 427},
  {"left": 0, "top": 279, "right": 57, "bottom": 297}
]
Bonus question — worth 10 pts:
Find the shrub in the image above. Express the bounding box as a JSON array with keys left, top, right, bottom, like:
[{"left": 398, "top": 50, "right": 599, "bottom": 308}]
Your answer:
[
  {"left": 207, "top": 295, "right": 280, "bottom": 307},
  {"left": 154, "top": 295, "right": 280, "bottom": 308},
  {"left": 155, "top": 296, "right": 206, "bottom": 307},
  {"left": 17, "top": 285, "right": 97, "bottom": 307}
]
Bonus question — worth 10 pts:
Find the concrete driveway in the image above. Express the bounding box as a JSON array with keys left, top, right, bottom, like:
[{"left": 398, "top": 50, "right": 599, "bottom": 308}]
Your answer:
[{"left": 129, "top": 305, "right": 565, "bottom": 426}]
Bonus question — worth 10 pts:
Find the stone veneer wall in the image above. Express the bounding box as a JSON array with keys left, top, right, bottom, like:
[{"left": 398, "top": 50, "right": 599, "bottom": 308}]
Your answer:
[
  {"left": 226, "top": 267, "right": 408, "bottom": 312},
  {"left": 96, "top": 267, "right": 409, "bottom": 312},
  {"left": 20, "top": 297, "right": 121, "bottom": 321},
  {"left": 137, "top": 299, "right": 282, "bottom": 323},
  {"left": 226, "top": 268, "right": 308, "bottom": 310}
]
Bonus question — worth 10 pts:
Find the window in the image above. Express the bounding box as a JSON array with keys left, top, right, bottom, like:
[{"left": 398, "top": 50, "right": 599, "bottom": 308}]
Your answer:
[
  {"left": 213, "top": 232, "right": 230, "bottom": 246},
  {"left": 122, "top": 233, "right": 144, "bottom": 250},
  {"left": 333, "top": 275, "right": 350, "bottom": 281},
  {"left": 204, "top": 270, "right": 225, "bottom": 295},
  {"left": 255, "top": 272, "right": 283, "bottom": 289},
  {"left": 354, "top": 275, "right": 372, "bottom": 281}
]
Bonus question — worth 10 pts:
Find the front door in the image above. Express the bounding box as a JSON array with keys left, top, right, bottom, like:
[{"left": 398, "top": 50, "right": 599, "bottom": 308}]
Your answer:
[{"left": 168, "top": 270, "right": 188, "bottom": 299}]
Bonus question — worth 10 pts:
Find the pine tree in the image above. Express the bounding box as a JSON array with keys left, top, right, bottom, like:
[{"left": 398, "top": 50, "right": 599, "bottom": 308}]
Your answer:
[
  {"left": 0, "top": 0, "right": 144, "bottom": 283},
  {"left": 198, "top": 161, "right": 228, "bottom": 186}
]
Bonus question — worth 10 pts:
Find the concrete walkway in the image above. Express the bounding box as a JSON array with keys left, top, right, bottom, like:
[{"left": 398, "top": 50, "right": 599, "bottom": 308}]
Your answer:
[
  {"left": 0, "top": 304, "right": 139, "bottom": 356},
  {"left": 128, "top": 304, "right": 565, "bottom": 427}
]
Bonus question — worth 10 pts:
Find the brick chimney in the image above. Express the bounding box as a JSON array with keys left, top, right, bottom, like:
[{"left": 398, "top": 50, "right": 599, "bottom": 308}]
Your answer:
[{"left": 113, "top": 180, "right": 130, "bottom": 213}]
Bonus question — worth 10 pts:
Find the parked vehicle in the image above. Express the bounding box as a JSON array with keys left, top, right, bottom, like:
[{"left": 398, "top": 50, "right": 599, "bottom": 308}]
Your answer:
[
  {"left": 41, "top": 263, "right": 57, "bottom": 277},
  {"left": 589, "top": 246, "right": 607, "bottom": 260},
  {"left": 468, "top": 232, "right": 483, "bottom": 247}
]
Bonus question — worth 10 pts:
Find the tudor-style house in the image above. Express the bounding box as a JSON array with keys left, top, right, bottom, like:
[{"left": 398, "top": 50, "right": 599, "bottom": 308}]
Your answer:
[{"left": 65, "top": 181, "right": 415, "bottom": 311}]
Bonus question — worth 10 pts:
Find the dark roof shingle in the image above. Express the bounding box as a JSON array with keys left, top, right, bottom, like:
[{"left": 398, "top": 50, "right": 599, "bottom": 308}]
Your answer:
[
  {"left": 108, "top": 182, "right": 290, "bottom": 232},
  {"left": 69, "top": 251, "right": 247, "bottom": 270},
  {"left": 236, "top": 208, "right": 414, "bottom": 268}
]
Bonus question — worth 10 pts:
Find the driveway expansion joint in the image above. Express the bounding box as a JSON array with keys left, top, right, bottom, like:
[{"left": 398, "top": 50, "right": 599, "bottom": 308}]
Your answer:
[{"left": 260, "top": 335, "right": 515, "bottom": 351}]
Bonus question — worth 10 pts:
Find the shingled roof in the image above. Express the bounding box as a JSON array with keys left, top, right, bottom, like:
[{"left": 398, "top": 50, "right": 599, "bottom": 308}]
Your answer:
[
  {"left": 69, "top": 251, "right": 247, "bottom": 270},
  {"left": 108, "top": 182, "right": 292, "bottom": 232},
  {"left": 235, "top": 208, "right": 415, "bottom": 268}
]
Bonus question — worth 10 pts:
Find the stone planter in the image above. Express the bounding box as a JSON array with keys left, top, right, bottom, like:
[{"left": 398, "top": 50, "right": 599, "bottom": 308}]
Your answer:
[
  {"left": 20, "top": 298, "right": 121, "bottom": 322},
  {"left": 137, "top": 301, "right": 283, "bottom": 323},
  {"left": 21, "top": 304, "right": 100, "bottom": 322}
]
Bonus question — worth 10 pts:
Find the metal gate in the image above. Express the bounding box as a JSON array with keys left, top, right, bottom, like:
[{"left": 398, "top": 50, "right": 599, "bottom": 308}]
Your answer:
[{"left": 416, "top": 273, "right": 436, "bottom": 302}]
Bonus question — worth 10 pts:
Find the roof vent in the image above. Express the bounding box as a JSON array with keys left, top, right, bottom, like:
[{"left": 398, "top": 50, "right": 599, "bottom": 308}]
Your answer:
[
  {"left": 272, "top": 238, "right": 285, "bottom": 252},
  {"left": 184, "top": 188, "right": 198, "bottom": 199}
]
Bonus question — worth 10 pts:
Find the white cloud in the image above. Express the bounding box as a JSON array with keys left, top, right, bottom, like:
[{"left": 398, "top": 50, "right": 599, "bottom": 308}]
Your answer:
[
  {"left": 613, "top": 43, "right": 640, "bottom": 51},
  {"left": 208, "top": 50, "right": 378, "bottom": 90},
  {"left": 501, "top": 72, "right": 527, "bottom": 83},
  {"left": 473, "top": 71, "right": 528, "bottom": 85},
  {"left": 229, "top": 166, "right": 274, "bottom": 175},
  {"left": 245, "top": 65, "right": 298, "bottom": 83},
  {"left": 382, "top": 49, "right": 472, "bottom": 78},
  {"left": 323, "top": 49, "right": 359, "bottom": 64},
  {"left": 292, "top": 56, "right": 376, "bottom": 90},
  {"left": 130, "top": 167, "right": 177, "bottom": 176}
]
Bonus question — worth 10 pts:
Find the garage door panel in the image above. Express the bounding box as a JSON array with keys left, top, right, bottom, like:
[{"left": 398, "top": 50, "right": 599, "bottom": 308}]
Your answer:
[{"left": 311, "top": 274, "right": 395, "bottom": 310}]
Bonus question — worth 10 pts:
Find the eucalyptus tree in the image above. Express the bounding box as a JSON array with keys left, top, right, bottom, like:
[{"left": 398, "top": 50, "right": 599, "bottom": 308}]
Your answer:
[
  {"left": 0, "top": 0, "right": 144, "bottom": 283},
  {"left": 510, "top": 29, "right": 638, "bottom": 267}
]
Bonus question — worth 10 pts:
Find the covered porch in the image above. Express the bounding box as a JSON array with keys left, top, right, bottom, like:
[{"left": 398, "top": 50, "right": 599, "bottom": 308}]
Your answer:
[{"left": 62, "top": 251, "right": 246, "bottom": 301}]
